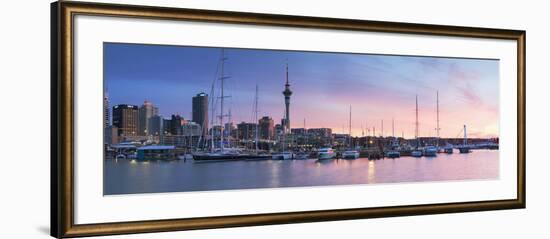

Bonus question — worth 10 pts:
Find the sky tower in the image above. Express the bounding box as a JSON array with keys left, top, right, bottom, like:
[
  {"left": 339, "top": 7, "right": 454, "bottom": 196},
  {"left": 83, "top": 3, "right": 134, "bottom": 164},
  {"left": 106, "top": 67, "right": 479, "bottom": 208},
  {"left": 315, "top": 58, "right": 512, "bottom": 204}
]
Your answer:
[{"left": 282, "top": 62, "right": 293, "bottom": 133}]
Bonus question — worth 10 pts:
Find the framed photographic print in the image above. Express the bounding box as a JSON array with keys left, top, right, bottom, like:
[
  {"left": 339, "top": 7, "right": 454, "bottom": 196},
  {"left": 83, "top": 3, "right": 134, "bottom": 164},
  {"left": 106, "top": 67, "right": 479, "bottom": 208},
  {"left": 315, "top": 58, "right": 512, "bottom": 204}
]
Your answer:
[{"left": 51, "top": 1, "right": 526, "bottom": 238}]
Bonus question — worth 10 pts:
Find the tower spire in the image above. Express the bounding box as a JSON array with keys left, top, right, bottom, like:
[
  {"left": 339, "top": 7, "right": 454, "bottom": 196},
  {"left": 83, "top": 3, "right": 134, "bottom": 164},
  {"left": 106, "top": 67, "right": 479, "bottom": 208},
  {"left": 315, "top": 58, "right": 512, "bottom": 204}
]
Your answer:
[
  {"left": 282, "top": 60, "right": 293, "bottom": 133},
  {"left": 286, "top": 61, "right": 289, "bottom": 86}
]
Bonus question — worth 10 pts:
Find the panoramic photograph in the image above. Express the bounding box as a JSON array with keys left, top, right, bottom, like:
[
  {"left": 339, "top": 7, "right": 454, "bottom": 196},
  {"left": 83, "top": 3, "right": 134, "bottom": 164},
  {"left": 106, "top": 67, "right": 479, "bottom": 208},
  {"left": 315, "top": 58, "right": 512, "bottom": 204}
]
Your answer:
[{"left": 103, "top": 42, "right": 500, "bottom": 195}]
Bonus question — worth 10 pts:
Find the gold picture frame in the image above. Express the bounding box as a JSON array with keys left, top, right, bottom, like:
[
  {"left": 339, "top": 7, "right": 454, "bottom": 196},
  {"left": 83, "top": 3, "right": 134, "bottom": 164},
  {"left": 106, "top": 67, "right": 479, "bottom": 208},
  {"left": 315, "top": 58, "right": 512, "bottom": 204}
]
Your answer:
[{"left": 51, "top": 1, "right": 526, "bottom": 238}]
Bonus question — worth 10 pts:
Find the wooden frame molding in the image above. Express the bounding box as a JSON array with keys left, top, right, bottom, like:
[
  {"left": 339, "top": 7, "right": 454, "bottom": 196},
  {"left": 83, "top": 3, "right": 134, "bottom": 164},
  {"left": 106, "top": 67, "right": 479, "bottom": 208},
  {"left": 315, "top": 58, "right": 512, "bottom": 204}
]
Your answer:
[{"left": 51, "top": 1, "right": 526, "bottom": 238}]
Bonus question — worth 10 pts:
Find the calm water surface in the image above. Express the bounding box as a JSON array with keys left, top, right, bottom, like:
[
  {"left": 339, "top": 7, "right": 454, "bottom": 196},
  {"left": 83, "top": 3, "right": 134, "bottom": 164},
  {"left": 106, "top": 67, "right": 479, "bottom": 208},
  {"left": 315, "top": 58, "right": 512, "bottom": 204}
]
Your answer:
[{"left": 104, "top": 150, "right": 499, "bottom": 195}]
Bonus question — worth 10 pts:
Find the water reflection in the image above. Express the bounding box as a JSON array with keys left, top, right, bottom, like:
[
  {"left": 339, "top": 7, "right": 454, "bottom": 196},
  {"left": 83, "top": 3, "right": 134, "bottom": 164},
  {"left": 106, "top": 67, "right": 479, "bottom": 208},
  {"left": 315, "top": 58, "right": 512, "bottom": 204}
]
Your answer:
[
  {"left": 367, "top": 161, "right": 376, "bottom": 184},
  {"left": 105, "top": 150, "right": 499, "bottom": 195}
]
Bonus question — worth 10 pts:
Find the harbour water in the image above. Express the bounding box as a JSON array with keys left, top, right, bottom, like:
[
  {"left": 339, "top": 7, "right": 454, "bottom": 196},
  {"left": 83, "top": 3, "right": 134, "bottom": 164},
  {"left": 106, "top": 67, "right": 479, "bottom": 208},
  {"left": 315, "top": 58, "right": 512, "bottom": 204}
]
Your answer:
[{"left": 104, "top": 150, "right": 498, "bottom": 195}]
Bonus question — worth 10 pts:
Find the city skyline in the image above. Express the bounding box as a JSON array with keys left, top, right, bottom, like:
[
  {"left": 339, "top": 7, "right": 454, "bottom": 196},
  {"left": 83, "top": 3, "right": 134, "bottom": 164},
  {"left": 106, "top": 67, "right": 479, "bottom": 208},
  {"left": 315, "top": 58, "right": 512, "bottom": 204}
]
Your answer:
[{"left": 105, "top": 43, "right": 499, "bottom": 139}]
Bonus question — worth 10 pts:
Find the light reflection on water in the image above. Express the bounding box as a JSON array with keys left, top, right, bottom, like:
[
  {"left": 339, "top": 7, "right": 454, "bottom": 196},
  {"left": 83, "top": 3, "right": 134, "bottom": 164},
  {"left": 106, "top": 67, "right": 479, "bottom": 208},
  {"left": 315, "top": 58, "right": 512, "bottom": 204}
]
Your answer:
[{"left": 104, "top": 150, "right": 499, "bottom": 195}]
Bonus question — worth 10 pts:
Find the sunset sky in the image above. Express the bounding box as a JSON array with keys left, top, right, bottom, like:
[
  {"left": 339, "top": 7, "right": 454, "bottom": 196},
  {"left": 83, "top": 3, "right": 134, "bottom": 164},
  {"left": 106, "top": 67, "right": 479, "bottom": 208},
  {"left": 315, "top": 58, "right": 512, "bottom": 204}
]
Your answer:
[{"left": 105, "top": 43, "right": 499, "bottom": 139}]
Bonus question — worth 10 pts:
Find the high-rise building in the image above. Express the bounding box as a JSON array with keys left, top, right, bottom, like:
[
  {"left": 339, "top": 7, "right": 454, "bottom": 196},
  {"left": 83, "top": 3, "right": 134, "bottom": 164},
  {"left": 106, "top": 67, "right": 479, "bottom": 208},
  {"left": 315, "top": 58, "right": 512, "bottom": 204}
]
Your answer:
[
  {"left": 192, "top": 92, "right": 209, "bottom": 136},
  {"left": 169, "top": 114, "right": 187, "bottom": 135},
  {"left": 162, "top": 118, "right": 172, "bottom": 135},
  {"left": 259, "top": 116, "right": 275, "bottom": 140},
  {"left": 237, "top": 122, "right": 257, "bottom": 140},
  {"left": 181, "top": 121, "right": 202, "bottom": 136},
  {"left": 112, "top": 104, "right": 139, "bottom": 137},
  {"left": 104, "top": 125, "right": 119, "bottom": 145},
  {"left": 282, "top": 63, "right": 293, "bottom": 133},
  {"left": 138, "top": 101, "right": 158, "bottom": 136},
  {"left": 148, "top": 115, "right": 163, "bottom": 136},
  {"left": 103, "top": 91, "right": 109, "bottom": 129}
]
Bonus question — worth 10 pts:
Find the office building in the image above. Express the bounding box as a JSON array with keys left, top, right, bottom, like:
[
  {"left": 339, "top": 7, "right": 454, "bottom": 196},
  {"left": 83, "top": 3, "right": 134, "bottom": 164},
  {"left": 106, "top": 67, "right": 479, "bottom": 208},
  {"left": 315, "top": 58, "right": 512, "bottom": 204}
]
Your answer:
[
  {"left": 259, "top": 116, "right": 275, "bottom": 140},
  {"left": 192, "top": 92, "right": 208, "bottom": 136},
  {"left": 112, "top": 104, "right": 139, "bottom": 137}
]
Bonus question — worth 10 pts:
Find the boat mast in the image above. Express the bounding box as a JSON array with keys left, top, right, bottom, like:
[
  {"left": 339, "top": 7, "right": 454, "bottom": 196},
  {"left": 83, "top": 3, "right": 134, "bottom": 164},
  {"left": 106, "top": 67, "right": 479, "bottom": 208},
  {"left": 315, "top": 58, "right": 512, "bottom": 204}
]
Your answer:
[
  {"left": 209, "top": 59, "right": 217, "bottom": 152},
  {"left": 218, "top": 49, "right": 230, "bottom": 151},
  {"left": 304, "top": 118, "right": 307, "bottom": 147},
  {"left": 436, "top": 90, "right": 440, "bottom": 147},
  {"left": 349, "top": 105, "right": 352, "bottom": 148},
  {"left": 254, "top": 84, "right": 259, "bottom": 152},
  {"left": 463, "top": 124, "right": 467, "bottom": 145},
  {"left": 392, "top": 117, "right": 395, "bottom": 138},
  {"left": 381, "top": 119, "right": 384, "bottom": 137},
  {"left": 415, "top": 94, "right": 419, "bottom": 148},
  {"left": 228, "top": 109, "right": 232, "bottom": 149}
]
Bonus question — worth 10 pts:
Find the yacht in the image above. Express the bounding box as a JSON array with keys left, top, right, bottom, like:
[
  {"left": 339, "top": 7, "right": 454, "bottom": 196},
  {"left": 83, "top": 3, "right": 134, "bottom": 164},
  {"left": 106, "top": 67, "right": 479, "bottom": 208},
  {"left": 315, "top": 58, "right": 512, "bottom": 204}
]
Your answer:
[
  {"left": 423, "top": 146, "right": 438, "bottom": 157},
  {"left": 443, "top": 144, "right": 454, "bottom": 154},
  {"left": 193, "top": 148, "right": 271, "bottom": 161},
  {"left": 458, "top": 125, "right": 471, "bottom": 154},
  {"left": 411, "top": 150, "right": 423, "bottom": 157},
  {"left": 385, "top": 150, "right": 400, "bottom": 158},
  {"left": 318, "top": 148, "right": 336, "bottom": 160},
  {"left": 411, "top": 95, "right": 423, "bottom": 158},
  {"left": 342, "top": 150, "right": 360, "bottom": 159},
  {"left": 458, "top": 145, "right": 471, "bottom": 154},
  {"left": 272, "top": 151, "right": 295, "bottom": 160}
]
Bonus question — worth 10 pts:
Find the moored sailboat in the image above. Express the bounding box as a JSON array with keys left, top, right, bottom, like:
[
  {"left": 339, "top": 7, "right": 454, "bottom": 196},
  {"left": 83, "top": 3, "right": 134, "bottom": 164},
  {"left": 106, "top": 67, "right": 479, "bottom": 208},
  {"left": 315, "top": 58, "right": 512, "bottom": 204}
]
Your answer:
[
  {"left": 412, "top": 95, "right": 422, "bottom": 157},
  {"left": 342, "top": 105, "right": 359, "bottom": 159},
  {"left": 457, "top": 125, "right": 471, "bottom": 154},
  {"left": 193, "top": 49, "right": 270, "bottom": 162}
]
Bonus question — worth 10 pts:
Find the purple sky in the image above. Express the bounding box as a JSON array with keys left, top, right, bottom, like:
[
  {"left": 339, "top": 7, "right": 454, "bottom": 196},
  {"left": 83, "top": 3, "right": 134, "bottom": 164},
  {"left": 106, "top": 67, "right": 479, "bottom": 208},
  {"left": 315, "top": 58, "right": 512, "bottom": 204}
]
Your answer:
[{"left": 105, "top": 43, "right": 499, "bottom": 139}]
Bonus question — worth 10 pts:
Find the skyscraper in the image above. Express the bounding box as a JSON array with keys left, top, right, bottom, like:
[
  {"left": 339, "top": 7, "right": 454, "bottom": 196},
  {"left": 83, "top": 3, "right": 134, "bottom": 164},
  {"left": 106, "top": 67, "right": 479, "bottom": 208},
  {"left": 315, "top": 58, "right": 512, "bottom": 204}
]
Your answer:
[
  {"left": 112, "top": 104, "right": 139, "bottom": 137},
  {"left": 103, "top": 90, "right": 109, "bottom": 129},
  {"left": 148, "top": 115, "right": 163, "bottom": 136},
  {"left": 192, "top": 92, "right": 208, "bottom": 136},
  {"left": 169, "top": 114, "right": 186, "bottom": 135},
  {"left": 259, "top": 116, "right": 275, "bottom": 140},
  {"left": 138, "top": 101, "right": 158, "bottom": 136},
  {"left": 282, "top": 63, "right": 292, "bottom": 133}
]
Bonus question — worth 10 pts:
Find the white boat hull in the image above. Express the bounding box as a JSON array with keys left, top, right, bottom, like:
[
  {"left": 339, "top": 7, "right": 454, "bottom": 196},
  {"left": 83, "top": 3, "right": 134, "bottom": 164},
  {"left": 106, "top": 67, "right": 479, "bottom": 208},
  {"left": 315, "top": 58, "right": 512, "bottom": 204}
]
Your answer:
[
  {"left": 411, "top": 150, "right": 422, "bottom": 157},
  {"left": 342, "top": 151, "right": 360, "bottom": 159},
  {"left": 318, "top": 153, "right": 336, "bottom": 160}
]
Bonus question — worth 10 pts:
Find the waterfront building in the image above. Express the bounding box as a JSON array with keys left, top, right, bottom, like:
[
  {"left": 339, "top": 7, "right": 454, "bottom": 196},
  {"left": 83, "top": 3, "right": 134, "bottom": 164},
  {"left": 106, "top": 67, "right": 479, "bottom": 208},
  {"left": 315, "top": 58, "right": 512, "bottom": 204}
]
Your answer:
[
  {"left": 291, "top": 128, "right": 306, "bottom": 135},
  {"left": 333, "top": 133, "right": 351, "bottom": 148},
  {"left": 282, "top": 63, "right": 292, "bottom": 133},
  {"left": 181, "top": 121, "right": 202, "bottom": 136},
  {"left": 148, "top": 115, "right": 163, "bottom": 136},
  {"left": 275, "top": 124, "right": 284, "bottom": 136},
  {"left": 138, "top": 101, "right": 159, "bottom": 136},
  {"left": 162, "top": 118, "right": 172, "bottom": 135},
  {"left": 112, "top": 104, "right": 139, "bottom": 137},
  {"left": 136, "top": 145, "right": 176, "bottom": 161},
  {"left": 307, "top": 128, "right": 333, "bottom": 138},
  {"left": 160, "top": 121, "right": 201, "bottom": 148},
  {"left": 192, "top": 92, "right": 209, "bottom": 136},
  {"left": 259, "top": 116, "right": 275, "bottom": 140},
  {"left": 169, "top": 114, "right": 187, "bottom": 135},
  {"left": 103, "top": 90, "right": 109, "bottom": 129},
  {"left": 104, "top": 125, "right": 119, "bottom": 145},
  {"left": 237, "top": 122, "right": 257, "bottom": 140},
  {"left": 225, "top": 122, "right": 236, "bottom": 138},
  {"left": 307, "top": 128, "right": 333, "bottom": 147},
  {"left": 210, "top": 125, "right": 223, "bottom": 138}
]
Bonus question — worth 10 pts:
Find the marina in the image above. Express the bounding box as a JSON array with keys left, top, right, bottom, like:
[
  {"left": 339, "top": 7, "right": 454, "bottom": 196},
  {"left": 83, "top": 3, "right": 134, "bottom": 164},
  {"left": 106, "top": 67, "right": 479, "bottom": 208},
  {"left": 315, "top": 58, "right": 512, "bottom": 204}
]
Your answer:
[{"left": 104, "top": 150, "right": 499, "bottom": 195}]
